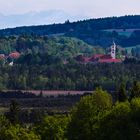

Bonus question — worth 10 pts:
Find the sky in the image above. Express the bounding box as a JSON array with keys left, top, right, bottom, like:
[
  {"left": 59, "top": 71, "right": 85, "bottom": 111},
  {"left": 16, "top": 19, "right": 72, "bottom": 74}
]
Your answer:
[{"left": 0, "top": 0, "right": 140, "bottom": 28}]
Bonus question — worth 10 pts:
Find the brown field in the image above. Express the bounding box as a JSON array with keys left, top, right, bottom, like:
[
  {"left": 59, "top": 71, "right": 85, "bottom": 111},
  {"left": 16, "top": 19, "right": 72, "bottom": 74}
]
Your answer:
[{"left": 3, "top": 90, "right": 93, "bottom": 96}]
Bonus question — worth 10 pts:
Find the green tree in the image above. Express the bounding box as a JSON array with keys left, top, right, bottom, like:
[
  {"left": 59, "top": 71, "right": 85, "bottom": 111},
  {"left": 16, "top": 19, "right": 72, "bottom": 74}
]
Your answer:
[
  {"left": 130, "top": 98, "right": 140, "bottom": 127},
  {"left": 0, "top": 124, "right": 40, "bottom": 140},
  {"left": 118, "top": 82, "right": 127, "bottom": 102},
  {"left": 97, "top": 102, "right": 139, "bottom": 140},
  {"left": 17, "top": 75, "right": 27, "bottom": 89},
  {"left": 67, "top": 88, "right": 112, "bottom": 140},
  {"left": 35, "top": 115, "right": 69, "bottom": 140},
  {"left": 0, "top": 115, "right": 10, "bottom": 133},
  {"left": 130, "top": 81, "right": 140, "bottom": 99},
  {"left": 32, "top": 76, "right": 48, "bottom": 90},
  {"left": 7, "top": 100, "right": 21, "bottom": 124}
]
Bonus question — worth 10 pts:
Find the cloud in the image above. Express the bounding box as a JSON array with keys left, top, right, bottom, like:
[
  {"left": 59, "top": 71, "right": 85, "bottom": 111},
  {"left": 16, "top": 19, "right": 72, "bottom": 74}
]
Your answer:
[{"left": 0, "top": 0, "right": 140, "bottom": 16}]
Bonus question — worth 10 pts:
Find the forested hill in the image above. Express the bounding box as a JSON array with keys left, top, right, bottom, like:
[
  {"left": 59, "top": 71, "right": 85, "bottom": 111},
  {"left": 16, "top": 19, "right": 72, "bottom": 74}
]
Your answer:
[
  {"left": 0, "top": 35, "right": 104, "bottom": 61},
  {"left": 0, "top": 15, "right": 140, "bottom": 48},
  {"left": 0, "top": 15, "right": 140, "bottom": 36}
]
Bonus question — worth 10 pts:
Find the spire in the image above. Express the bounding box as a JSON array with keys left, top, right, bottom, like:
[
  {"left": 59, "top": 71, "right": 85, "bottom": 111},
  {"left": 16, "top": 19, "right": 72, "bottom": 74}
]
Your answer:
[{"left": 113, "top": 41, "right": 116, "bottom": 46}]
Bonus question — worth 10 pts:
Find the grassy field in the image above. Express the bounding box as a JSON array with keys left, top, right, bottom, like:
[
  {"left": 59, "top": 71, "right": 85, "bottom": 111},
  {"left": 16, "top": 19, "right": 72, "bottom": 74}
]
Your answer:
[
  {"left": 103, "top": 28, "right": 140, "bottom": 37},
  {"left": 125, "top": 45, "right": 140, "bottom": 54}
]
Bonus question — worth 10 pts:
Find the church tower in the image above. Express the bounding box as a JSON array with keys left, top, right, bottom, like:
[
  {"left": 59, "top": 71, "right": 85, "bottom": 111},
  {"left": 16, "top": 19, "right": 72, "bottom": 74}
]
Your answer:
[{"left": 111, "top": 42, "right": 116, "bottom": 59}]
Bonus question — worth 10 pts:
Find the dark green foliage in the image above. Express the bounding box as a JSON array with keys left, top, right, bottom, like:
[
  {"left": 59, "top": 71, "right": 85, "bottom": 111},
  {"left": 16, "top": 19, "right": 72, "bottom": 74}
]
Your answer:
[
  {"left": 0, "top": 15, "right": 140, "bottom": 47},
  {"left": 0, "top": 125, "right": 40, "bottom": 140},
  {"left": 29, "top": 109, "right": 45, "bottom": 125},
  {"left": 130, "top": 81, "right": 140, "bottom": 99},
  {"left": 0, "top": 35, "right": 99, "bottom": 58},
  {"left": 35, "top": 115, "right": 69, "bottom": 140},
  {"left": 6, "top": 100, "right": 21, "bottom": 124},
  {"left": 0, "top": 35, "right": 105, "bottom": 66},
  {"left": 0, "top": 116, "right": 40, "bottom": 140},
  {"left": 96, "top": 102, "right": 139, "bottom": 140},
  {"left": 132, "top": 46, "right": 140, "bottom": 58},
  {"left": 2, "top": 88, "right": 140, "bottom": 139},
  {"left": 0, "top": 63, "right": 140, "bottom": 90},
  {"left": 118, "top": 82, "right": 127, "bottom": 102},
  {"left": 67, "top": 89, "right": 140, "bottom": 140}
]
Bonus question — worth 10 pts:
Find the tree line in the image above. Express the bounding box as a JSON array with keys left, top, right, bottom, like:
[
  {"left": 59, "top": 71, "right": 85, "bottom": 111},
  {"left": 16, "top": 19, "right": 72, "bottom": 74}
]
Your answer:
[
  {"left": 0, "top": 15, "right": 140, "bottom": 36},
  {"left": 0, "top": 15, "right": 140, "bottom": 48},
  {"left": 0, "top": 62, "right": 140, "bottom": 90}
]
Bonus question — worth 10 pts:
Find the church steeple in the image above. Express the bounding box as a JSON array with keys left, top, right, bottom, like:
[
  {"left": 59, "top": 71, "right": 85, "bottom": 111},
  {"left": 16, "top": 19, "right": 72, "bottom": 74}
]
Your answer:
[{"left": 111, "top": 41, "right": 116, "bottom": 59}]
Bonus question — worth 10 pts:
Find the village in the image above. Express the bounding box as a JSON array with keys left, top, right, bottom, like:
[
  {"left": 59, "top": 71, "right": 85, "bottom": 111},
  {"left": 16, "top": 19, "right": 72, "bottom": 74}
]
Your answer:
[
  {"left": 75, "top": 42, "right": 123, "bottom": 64},
  {"left": 0, "top": 42, "right": 126, "bottom": 66}
]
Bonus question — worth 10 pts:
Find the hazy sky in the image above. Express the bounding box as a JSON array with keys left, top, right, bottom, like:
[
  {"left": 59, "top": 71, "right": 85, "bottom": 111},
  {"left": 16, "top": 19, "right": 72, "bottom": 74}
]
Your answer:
[
  {"left": 0, "top": 0, "right": 139, "bottom": 29},
  {"left": 0, "top": 0, "right": 140, "bottom": 17}
]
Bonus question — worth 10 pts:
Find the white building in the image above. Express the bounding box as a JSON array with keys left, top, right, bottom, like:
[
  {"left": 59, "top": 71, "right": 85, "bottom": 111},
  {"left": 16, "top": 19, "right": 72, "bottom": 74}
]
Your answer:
[{"left": 111, "top": 42, "right": 116, "bottom": 59}]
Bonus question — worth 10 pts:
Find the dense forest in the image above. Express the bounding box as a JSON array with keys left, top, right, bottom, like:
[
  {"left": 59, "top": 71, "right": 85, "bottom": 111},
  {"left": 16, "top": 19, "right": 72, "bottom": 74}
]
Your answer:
[
  {"left": 0, "top": 35, "right": 104, "bottom": 58},
  {"left": 0, "top": 62, "right": 140, "bottom": 90},
  {"left": 0, "top": 34, "right": 139, "bottom": 66},
  {"left": 0, "top": 34, "right": 139, "bottom": 91},
  {"left": 0, "top": 16, "right": 139, "bottom": 91}
]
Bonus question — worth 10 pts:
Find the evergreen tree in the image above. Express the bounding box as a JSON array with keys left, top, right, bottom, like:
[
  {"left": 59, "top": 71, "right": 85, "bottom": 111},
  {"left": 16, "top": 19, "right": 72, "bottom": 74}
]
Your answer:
[
  {"left": 7, "top": 100, "right": 21, "bottom": 124},
  {"left": 130, "top": 81, "right": 140, "bottom": 99},
  {"left": 118, "top": 82, "right": 127, "bottom": 102}
]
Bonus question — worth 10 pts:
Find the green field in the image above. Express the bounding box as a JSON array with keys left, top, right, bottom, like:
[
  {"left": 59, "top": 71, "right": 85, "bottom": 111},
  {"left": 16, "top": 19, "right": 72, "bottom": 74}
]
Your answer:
[
  {"left": 125, "top": 45, "right": 140, "bottom": 54},
  {"left": 103, "top": 29, "right": 140, "bottom": 37}
]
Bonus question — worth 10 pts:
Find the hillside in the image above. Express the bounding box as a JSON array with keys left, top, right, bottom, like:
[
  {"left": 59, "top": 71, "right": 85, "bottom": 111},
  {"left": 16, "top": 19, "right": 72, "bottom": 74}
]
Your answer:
[
  {"left": 0, "top": 35, "right": 105, "bottom": 65},
  {"left": 0, "top": 15, "right": 140, "bottom": 48},
  {"left": 0, "top": 15, "right": 140, "bottom": 35}
]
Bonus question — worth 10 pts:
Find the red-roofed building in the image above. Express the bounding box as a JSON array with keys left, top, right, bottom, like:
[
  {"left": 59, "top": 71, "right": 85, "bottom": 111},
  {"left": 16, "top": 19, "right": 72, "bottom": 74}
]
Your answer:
[
  {"left": 89, "top": 54, "right": 104, "bottom": 61},
  {"left": 98, "top": 58, "right": 122, "bottom": 63},
  {"left": 75, "top": 42, "right": 122, "bottom": 64},
  {"left": 89, "top": 54, "right": 122, "bottom": 63},
  {"left": 91, "top": 54, "right": 104, "bottom": 59},
  {"left": 89, "top": 54, "right": 113, "bottom": 62},
  {"left": 76, "top": 54, "right": 122, "bottom": 64},
  {"left": 100, "top": 54, "right": 112, "bottom": 59},
  {"left": 9, "top": 52, "right": 21, "bottom": 59},
  {"left": 75, "top": 55, "right": 89, "bottom": 63}
]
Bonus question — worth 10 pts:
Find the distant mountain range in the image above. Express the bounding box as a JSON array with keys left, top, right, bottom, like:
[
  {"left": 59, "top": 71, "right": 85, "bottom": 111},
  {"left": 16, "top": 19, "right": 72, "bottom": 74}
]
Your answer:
[{"left": 0, "top": 10, "right": 87, "bottom": 29}]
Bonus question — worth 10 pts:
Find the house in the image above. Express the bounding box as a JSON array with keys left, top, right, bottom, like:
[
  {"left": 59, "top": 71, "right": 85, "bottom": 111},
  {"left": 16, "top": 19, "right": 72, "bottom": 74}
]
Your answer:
[{"left": 9, "top": 52, "right": 21, "bottom": 59}]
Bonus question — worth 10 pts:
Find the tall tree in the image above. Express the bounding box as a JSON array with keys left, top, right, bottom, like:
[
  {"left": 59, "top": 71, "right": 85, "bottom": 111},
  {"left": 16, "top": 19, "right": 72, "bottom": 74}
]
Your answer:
[
  {"left": 118, "top": 82, "right": 127, "bottom": 102},
  {"left": 130, "top": 81, "right": 140, "bottom": 99},
  {"left": 67, "top": 88, "right": 112, "bottom": 140},
  {"left": 7, "top": 100, "right": 21, "bottom": 124}
]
